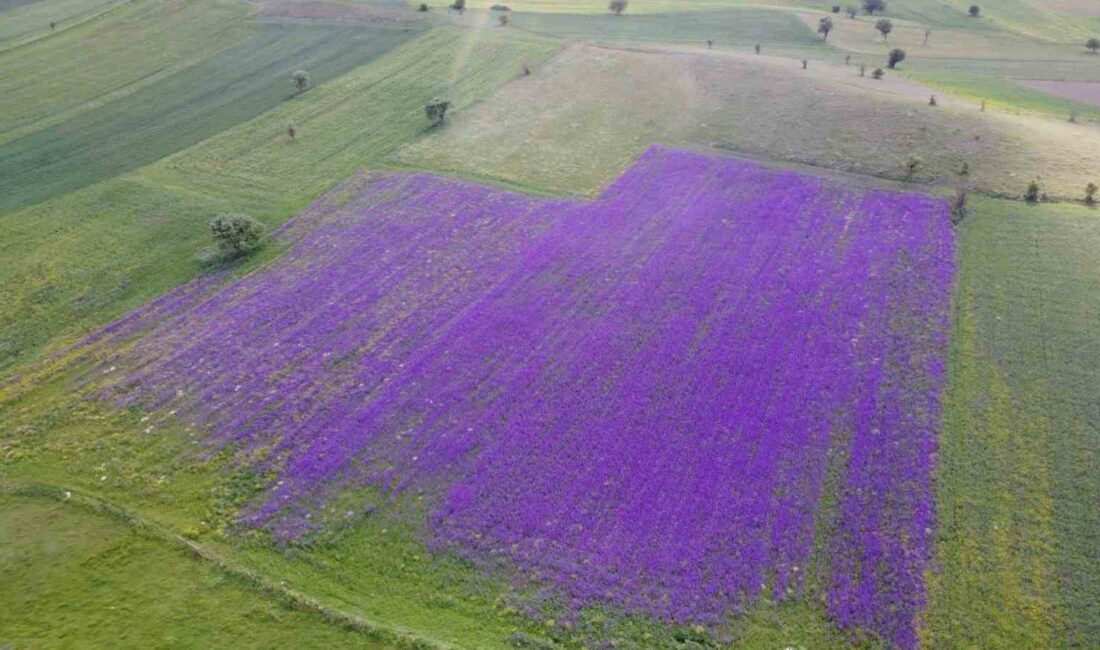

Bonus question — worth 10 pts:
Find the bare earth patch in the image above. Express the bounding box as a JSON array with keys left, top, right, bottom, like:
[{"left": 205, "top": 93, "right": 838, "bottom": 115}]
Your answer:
[{"left": 1017, "top": 78, "right": 1100, "bottom": 108}]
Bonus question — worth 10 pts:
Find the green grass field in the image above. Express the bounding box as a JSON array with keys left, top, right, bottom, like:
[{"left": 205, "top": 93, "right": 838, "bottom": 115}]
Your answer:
[
  {"left": 2, "top": 0, "right": 1100, "bottom": 647},
  {"left": 928, "top": 196, "right": 1100, "bottom": 648},
  {"left": 0, "top": 22, "right": 421, "bottom": 212}
]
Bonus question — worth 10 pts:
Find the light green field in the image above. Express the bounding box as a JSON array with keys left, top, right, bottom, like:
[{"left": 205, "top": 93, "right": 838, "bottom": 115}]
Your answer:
[
  {"left": 0, "top": 494, "right": 391, "bottom": 649},
  {"left": 0, "top": 0, "right": 253, "bottom": 141},
  {"left": 928, "top": 196, "right": 1100, "bottom": 648},
  {"left": 0, "top": 0, "right": 121, "bottom": 50}
]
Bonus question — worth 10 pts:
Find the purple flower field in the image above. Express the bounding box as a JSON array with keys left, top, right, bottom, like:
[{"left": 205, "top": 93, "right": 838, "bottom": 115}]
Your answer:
[{"left": 89, "top": 146, "right": 954, "bottom": 647}]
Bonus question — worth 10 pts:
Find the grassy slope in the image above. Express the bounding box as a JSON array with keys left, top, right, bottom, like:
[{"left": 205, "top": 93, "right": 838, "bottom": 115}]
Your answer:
[
  {"left": 0, "top": 26, "right": 560, "bottom": 370},
  {"left": 0, "top": 495, "right": 391, "bottom": 649},
  {"left": 0, "top": 22, "right": 421, "bottom": 212},
  {"left": 927, "top": 197, "right": 1100, "bottom": 648},
  {"left": 0, "top": 0, "right": 121, "bottom": 50},
  {"left": 510, "top": 6, "right": 825, "bottom": 52},
  {"left": 0, "top": 0, "right": 253, "bottom": 142},
  {"left": 396, "top": 43, "right": 1100, "bottom": 199}
]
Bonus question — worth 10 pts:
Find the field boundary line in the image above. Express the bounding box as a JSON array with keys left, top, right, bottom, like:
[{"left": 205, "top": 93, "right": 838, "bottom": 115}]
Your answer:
[{"left": 0, "top": 480, "right": 455, "bottom": 650}]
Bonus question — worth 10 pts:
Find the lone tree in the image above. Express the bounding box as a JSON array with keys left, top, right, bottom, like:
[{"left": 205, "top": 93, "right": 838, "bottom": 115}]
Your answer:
[
  {"left": 609, "top": 0, "right": 627, "bottom": 15},
  {"left": 451, "top": 0, "right": 465, "bottom": 13},
  {"left": 888, "top": 47, "right": 906, "bottom": 68},
  {"left": 876, "top": 18, "right": 893, "bottom": 41},
  {"left": 293, "top": 70, "right": 310, "bottom": 94},
  {"left": 1086, "top": 182, "right": 1098, "bottom": 205},
  {"left": 969, "top": 5, "right": 980, "bottom": 17},
  {"left": 286, "top": 122, "right": 296, "bottom": 140},
  {"left": 210, "top": 213, "right": 264, "bottom": 256},
  {"left": 863, "top": 0, "right": 885, "bottom": 15},
  {"left": 832, "top": 5, "right": 841, "bottom": 13},
  {"left": 754, "top": 43, "right": 761, "bottom": 54},
  {"left": 905, "top": 155, "right": 921, "bottom": 179},
  {"left": 425, "top": 100, "right": 451, "bottom": 126},
  {"left": 951, "top": 162, "right": 972, "bottom": 224},
  {"left": 1087, "top": 37, "right": 1100, "bottom": 54},
  {"left": 49, "top": 21, "right": 56, "bottom": 29},
  {"left": 818, "top": 17, "right": 834, "bottom": 41},
  {"left": 872, "top": 67, "right": 885, "bottom": 80},
  {"left": 847, "top": 5, "right": 858, "bottom": 18},
  {"left": 1025, "top": 179, "right": 1041, "bottom": 203},
  {"left": 418, "top": 2, "right": 428, "bottom": 10}
]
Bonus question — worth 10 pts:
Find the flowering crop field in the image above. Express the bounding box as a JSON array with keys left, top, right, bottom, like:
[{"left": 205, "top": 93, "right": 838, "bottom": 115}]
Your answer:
[{"left": 86, "top": 146, "right": 954, "bottom": 648}]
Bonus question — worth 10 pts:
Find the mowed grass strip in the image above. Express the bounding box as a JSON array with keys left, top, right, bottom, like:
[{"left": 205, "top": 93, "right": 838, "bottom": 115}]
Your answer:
[
  {"left": 928, "top": 196, "right": 1100, "bottom": 648},
  {"left": 0, "top": 21, "right": 422, "bottom": 212},
  {"left": 0, "top": 27, "right": 561, "bottom": 371},
  {"left": 0, "top": 495, "right": 394, "bottom": 649},
  {"left": 0, "top": 0, "right": 252, "bottom": 141}
]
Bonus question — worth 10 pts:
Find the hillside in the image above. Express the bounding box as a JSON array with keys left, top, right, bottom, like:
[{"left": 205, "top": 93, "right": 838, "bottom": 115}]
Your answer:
[{"left": 2, "top": 0, "right": 1098, "bottom": 648}]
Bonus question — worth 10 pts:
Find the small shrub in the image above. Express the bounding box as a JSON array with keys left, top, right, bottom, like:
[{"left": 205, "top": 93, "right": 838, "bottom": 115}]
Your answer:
[
  {"left": 425, "top": 100, "right": 451, "bottom": 126},
  {"left": 754, "top": 43, "right": 761, "bottom": 54},
  {"left": 863, "top": 0, "right": 885, "bottom": 15},
  {"left": 801, "top": 59, "right": 808, "bottom": 69},
  {"left": 969, "top": 5, "right": 980, "bottom": 17},
  {"left": 1024, "top": 179, "right": 1041, "bottom": 203},
  {"left": 872, "top": 67, "right": 885, "bottom": 80},
  {"left": 521, "top": 62, "right": 530, "bottom": 76},
  {"left": 490, "top": 3, "right": 510, "bottom": 9},
  {"left": 451, "top": 0, "right": 465, "bottom": 12},
  {"left": 905, "top": 155, "right": 921, "bottom": 179},
  {"left": 1085, "top": 182, "right": 1097, "bottom": 205},
  {"left": 286, "top": 122, "right": 296, "bottom": 140},
  {"left": 1069, "top": 111, "right": 1078, "bottom": 123},
  {"left": 707, "top": 39, "right": 713, "bottom": 49},
  {"left": 418, "top": 2, "right": 428, "bottom": 10},
  {"left": 847, "top": 5, "right": 858, "bottom": 18},
  {"left": 845, "top": 53, "right": 851, "bottom": 65},
  {"left": 924, "top": 28, "right": 931, "bottom": 44},
  {"left": 293, "top": 70, "right": 310, "bottom": 94},
  {"left": 980, "top": 99, "right": 986, "bottom": 112},
  {"left": 888, "top": 48, "right": 906, "bottom": 68},
  {"left": 1087, "top": 37, "right": 1100, "bottom": 54},
  {"left": 818, "top": 17, "right": 834, "bottom": 40},
  {"left": 49, "top": 21, "right": 56, "bottom": 29},
  {"left": 876, "top": 18, "right": 893, "bottom": 41},
  {"left": 499, "top": 12, "right": 509, "bottom": 26},
  {"left": 929, "top": 94, "right": 937, "bottom": 106},
  {"left": 210, "top": 213, "right": 264, "bottom": 256},
  {"left": 860, "top": 62, "right": 866, "bottom": 76},
  {"left": 832, "top": 5, "right": 841, "bottom": 13},
  {"left": 608, "top": 0, "right": 627, "bottom": 15}
]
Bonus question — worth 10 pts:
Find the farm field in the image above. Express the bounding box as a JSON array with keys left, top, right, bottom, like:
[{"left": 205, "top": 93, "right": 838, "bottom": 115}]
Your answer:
[
  {"left": 398, "top": 43, "right": 1100, "bottom": 199},
  {"left": 2, "top": 0, "right": 1099, "bottom": 648}
]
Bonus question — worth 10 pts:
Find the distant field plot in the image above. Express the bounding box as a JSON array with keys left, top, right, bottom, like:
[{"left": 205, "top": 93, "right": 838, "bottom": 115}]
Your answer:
[
  {"left": 0, "top": 0, "right": 251, "bottom": 141},
  {"left": 511, "top": 7, "right": 823, "bottom": 51},
  {"left": 398, "top": 44, "right": 1100, "bottom": 199},
  {"left": 82, "top": 147, "right": 954, "bottom": 648},
  {"left": 0, "top": 0, "right": 120, "bottom": 49},
  {"left": 0, "top": 495, "right": 392, "bottom": 649},
  {"left": 0, "top": 27, "right": 560, "bottom": 370},
  {"left": 1016, "top": 78, "right": 1100, "bottom": 108},
  {"left": 928, "top": 197, "right": 1100, "bottom": 648},
  {"left": 0, "top": 22, "right": 420, "bottom": 212}
]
